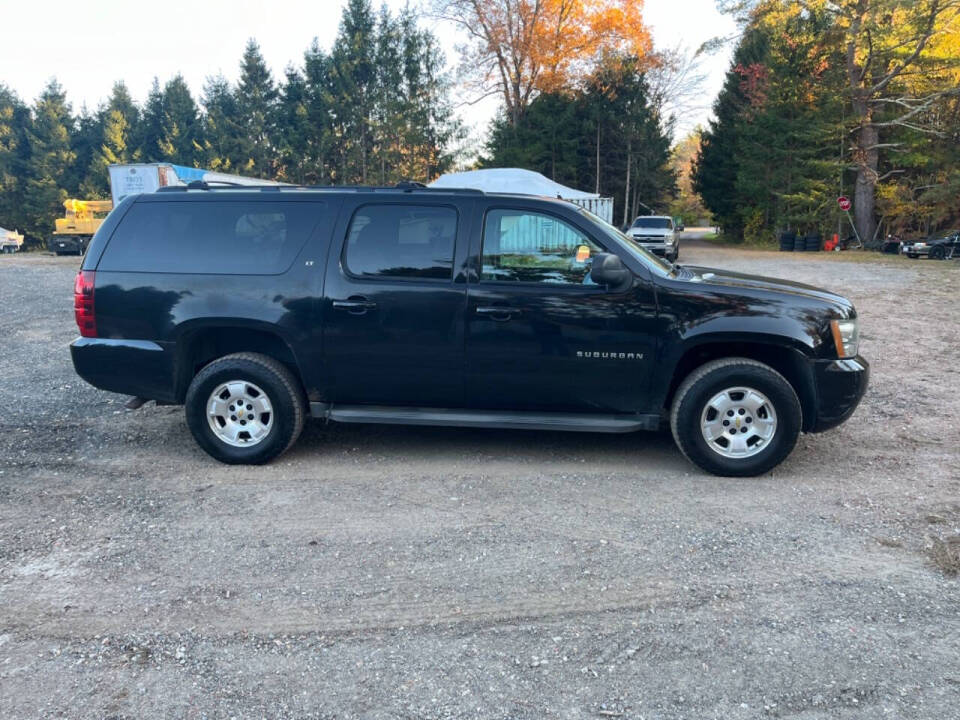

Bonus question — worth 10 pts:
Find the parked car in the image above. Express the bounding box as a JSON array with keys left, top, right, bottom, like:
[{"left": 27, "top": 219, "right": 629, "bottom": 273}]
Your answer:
[
  {"left": 903, "top": 230, "right": 959, "bottom": 259},
  {"left": 626, "top": 215, "right": 678, "bottom": 262},
  {"left": 70, "top": 185, "right": 868, "bottom": 477}
]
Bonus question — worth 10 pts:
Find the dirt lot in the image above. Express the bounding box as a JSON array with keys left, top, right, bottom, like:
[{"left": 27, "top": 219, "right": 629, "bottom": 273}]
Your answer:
[{"left": 2, "top": 243, "right": 959, "bottom": 719}]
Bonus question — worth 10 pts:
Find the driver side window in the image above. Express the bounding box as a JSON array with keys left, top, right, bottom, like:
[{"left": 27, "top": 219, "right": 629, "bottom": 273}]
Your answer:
[{"left": 481, "top": 209, "right": 604, "bottom": 285}]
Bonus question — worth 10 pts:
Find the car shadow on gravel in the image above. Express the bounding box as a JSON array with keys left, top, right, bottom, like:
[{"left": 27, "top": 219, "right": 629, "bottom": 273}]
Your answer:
[{"left": 290, "top": 420, "right": 690, "bottom": 470}]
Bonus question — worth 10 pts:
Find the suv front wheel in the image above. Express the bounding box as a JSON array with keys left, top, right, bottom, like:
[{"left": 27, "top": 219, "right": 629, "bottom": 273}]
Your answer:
[
  {"left": 185, "top": 352, "right": 306, "bottom": 464},
  {"left": 670, "top": 358, "right": 801, "bottom": 476}
]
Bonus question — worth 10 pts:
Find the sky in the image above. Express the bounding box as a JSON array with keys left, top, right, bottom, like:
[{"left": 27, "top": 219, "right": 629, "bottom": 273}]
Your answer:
[{"left": 1, "top": 0, "right": 736, "bottom": 143}]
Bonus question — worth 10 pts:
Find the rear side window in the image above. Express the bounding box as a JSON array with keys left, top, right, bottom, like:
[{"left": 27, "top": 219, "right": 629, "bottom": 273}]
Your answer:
[
  {"left": 343, "top": 204, "right": 456, "bottom": 281},
  {"left": 99, "top": 201, "right": 322, "bottom": 274}
]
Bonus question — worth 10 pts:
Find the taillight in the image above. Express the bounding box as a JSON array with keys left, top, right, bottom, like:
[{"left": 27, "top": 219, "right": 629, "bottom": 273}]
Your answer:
[{"left": 74, "top": 270, "right": 96, "bottom": 337}]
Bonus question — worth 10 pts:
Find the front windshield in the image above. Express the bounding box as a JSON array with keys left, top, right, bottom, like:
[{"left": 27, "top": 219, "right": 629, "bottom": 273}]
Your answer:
[
  {"left": 631, "top": 217, "right": 673, "bottom": 229},
  {"left": 577, "top": 208, "right": 676, "bottom": 278}
]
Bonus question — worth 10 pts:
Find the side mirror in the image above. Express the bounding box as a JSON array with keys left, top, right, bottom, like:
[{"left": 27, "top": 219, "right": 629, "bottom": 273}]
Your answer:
[{"left": 590, "top": 252, "right": 632, "bottom": 289}]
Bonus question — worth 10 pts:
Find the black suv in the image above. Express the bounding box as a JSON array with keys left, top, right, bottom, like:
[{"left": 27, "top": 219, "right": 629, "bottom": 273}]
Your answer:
[{"left": 71, "top": 186, "right": 868, "bottom": 476}]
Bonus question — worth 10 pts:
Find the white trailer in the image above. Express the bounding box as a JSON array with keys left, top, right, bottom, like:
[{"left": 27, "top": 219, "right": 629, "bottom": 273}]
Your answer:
[
  {"left": 429, "top": 168, "right": 614, "bottom": 224},
  {"left": 108, "top": 164, "right": 283, "bottom": 206},
  {"left": 1, "top": 226, "right": 24, "bottom": 253}
]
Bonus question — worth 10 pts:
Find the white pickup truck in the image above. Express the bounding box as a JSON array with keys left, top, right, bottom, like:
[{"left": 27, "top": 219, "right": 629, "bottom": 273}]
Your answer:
[
  {"left": 626, "top": 215, "right": 679, "bottom": 262},
  {"left": 1, "top": 226, "right": 24, "bottom": 254}
]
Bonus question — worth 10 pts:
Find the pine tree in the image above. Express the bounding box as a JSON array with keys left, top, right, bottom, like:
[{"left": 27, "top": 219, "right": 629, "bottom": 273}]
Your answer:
[
  {"left": 158, "top": 75, "right": 204, "bottom": 166},
  {"left": 235, "top": 39, "right": 279, "bottom": 177},
  {"left": 82, "top": 82, "right": 141, "bottom": 197},
  {"left": 303, "top": 40, "right": 333, "bottom": 184},
  {"left": 22, "top": 80, "right": 75, "bottom": 241},
  {"left": 398, "top": 8, "right": 459, "bottom": 181},
  {"left": 328, "top": 0, "right": 377, "bottom": 183},
  {"left": 373, "top": 4, "right": 404, "bottom": 183},
  {"left": 139, "top": 78, "right": 165, "bottom": 162},
  {"left": 276, "top": 66, "right": 311, "bottom": 183},
  {"left": 201, "top": 75, "right": 244, "bottom": 172},
  {"left": 0, "top": 84, "right": 29, "bottom": 235},
  {"left": 693, "top": 29, "right": 767, "bottom": 238}
]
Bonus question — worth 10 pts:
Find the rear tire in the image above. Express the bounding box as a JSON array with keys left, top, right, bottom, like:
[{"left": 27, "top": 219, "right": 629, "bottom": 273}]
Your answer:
[
  {"left": 185, "top": 352, "right": 306, "bottom": 465},
  {"left": 670, "top": 358, "right": 802, "bottom": 477}
]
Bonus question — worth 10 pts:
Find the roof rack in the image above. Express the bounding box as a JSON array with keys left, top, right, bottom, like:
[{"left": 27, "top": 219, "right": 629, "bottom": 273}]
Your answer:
[{"left": 156, "top": 182, "right": 485, "bottom": 195}]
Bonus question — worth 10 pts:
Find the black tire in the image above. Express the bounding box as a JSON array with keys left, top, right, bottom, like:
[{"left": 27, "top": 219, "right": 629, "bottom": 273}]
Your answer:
[
  {"left": 929, "top": 245, "right": 946, "bottom": 260},
  {"left": 670, "top": 358, "right": 802, "bottom": 477},
  {"left": 185, "top": 352, "right": 306, "bottom": 465}
]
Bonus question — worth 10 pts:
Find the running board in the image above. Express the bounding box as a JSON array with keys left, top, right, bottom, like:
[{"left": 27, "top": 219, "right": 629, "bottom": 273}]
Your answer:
[{"left": 309, "top": 403, "right": 659, "bottom": 433}]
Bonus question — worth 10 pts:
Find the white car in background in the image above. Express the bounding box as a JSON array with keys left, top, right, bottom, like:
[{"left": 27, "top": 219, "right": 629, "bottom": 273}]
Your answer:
[{"left": 626, "top": 215, "right": 678, "bottom": 262}]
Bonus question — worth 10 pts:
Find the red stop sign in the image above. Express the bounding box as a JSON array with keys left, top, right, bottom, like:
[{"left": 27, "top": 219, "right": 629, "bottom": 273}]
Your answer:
[{"left": 838, "top": 196, "right": 851, "bottom": 211}]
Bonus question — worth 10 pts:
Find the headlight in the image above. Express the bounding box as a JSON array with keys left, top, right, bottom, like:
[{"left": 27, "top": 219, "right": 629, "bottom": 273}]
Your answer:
[
  {"left": 830, "top": 318, "right": 859, "bottom": 358},
  {"left": 664, "top": 236, "right": 674, "bottom": 245}
]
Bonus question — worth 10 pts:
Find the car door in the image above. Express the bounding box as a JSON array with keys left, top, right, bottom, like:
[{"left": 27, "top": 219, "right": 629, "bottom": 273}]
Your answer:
[
  {"left": 465, "top": 204, "right": 659, "bottom": 414},
  {"left": 322, "top": 198, "right": 470, "bottom": 407}
]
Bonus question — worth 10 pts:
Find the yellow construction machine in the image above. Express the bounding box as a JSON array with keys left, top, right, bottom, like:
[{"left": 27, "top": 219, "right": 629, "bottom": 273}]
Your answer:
[{"left": 49, "top": 199, "right": 113, "bottom": 255}]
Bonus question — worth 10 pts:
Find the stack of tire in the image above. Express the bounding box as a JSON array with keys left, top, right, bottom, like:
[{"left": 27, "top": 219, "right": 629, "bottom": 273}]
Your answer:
[
  {"left": 804, "top": 233, "right": 821, "bottom": 252},
  {"left": 779, "top": 231, "right": 796, "bottom": 251}
]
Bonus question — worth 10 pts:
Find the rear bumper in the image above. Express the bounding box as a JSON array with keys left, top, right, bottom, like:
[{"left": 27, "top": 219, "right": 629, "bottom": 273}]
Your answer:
[
  {"left": 808, "top": 356, "right": 869, "bottom": 432},
  {"left": 49, "top": 237, "right": 86, "bottom": 253},
  {"left": 70, "top": 337, "right": 179, "bottom": 403}
]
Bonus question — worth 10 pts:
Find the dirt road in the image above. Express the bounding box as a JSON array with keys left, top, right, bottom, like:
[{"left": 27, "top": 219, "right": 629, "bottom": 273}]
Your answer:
[{"left": 1, "top": 246, "right": 958, "bottom": 718}]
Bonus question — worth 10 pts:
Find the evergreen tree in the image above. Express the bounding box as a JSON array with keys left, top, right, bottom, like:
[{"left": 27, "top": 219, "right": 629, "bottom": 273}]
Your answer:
[
  {"left": 158, "top": 75, "right": 204, "bottom": 166},
  {"left": 82, "top": 82, "right": 141, "bottom": 197},
  {"left": 397, "top": 7, "right": 459, "bottom": 181},
  {"left": 0, "top": 84, "right": 30, "bottom": 235},
  {"left": 235, "top": 39, "right": 279, "bottom": 177},
  {"left": 276, "top": 66, "right": 311, "bottom": 183},
  {"left": 201, "top": 75, "right": 244, "bottom": 172},
  {"left": 139, "top": 78, "right": 166, "bottom": 162},
  {"left": 483, "top": 57, "right": 674, "bottom": 224},
  {"left": 693, "top": 29, "right": 766, "bottom": 238},
  {"left": 22, "top": 80, "right": 75, "bottom": 241},
  {"left": 373, "top": 4, "right": 404, "bottom": 183},
  {"left": 302, "top": 40, "right": 333, "bottom": 184},
  {"left": 70, "top": 106, "right": 102, "bottom": 195},
  {"left": 328, "top": 0, "right": 377, "bottom": 183}
]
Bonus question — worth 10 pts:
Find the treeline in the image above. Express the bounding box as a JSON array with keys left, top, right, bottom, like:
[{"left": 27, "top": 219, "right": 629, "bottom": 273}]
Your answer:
[
  {"left": 695, "top": 0, "right": 960, "bottom": 245},
  {"left": 0, "top": 0, "right": 459, "bottom": 244},
  {"left": 482, "top": 56, "right": 676, "bottom": 227}
]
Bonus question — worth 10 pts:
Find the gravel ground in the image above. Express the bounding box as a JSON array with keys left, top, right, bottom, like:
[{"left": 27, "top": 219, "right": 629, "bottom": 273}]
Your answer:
[{"left": 1, "top": 242, "right": 959, "bottom": 719}]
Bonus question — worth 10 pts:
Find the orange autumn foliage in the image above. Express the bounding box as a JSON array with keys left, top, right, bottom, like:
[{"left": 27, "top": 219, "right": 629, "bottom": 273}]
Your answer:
[{"left": 435, "top": 0, "right": 654, "bottom": 124}]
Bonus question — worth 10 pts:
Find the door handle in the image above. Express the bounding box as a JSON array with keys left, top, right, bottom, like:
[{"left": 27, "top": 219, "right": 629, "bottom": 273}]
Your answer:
[
  {"left": 475, "top": 305, "right": 521, "bottom": 321},
  {"left": 332, "top": 297, "right": 377, "bottom": 314}
]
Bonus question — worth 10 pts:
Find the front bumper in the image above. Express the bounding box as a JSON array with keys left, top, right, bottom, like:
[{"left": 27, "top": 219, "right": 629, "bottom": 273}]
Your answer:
[
  {"left": 808, "top": 355, "right": 869, "bottom": 432},
  {"left": 71, "top": 337, "right": 179, "bottom": 403},
  {"left": 631, "top": 240, "right": 674, "bottom": 256}
]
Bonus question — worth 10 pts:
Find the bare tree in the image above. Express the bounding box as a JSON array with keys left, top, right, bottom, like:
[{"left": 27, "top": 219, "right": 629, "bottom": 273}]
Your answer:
[{"left": 646, "top": 42, "right": 711, "bottom": 137}]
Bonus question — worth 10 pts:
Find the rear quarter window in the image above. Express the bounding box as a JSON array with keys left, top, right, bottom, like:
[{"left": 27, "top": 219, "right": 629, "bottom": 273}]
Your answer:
[{"left": 98, "top": 201, "right": 322, "bottom": 274}]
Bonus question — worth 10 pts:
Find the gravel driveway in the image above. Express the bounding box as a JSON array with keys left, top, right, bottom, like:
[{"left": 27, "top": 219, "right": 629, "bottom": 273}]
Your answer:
[{"left": 2, "top": 245, "right": 959, "bottom": 719}]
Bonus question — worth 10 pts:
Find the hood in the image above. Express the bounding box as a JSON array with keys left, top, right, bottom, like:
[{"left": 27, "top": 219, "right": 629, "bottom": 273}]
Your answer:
[{"left": 682, "top": 265, "right": 854, "bottom": 312}]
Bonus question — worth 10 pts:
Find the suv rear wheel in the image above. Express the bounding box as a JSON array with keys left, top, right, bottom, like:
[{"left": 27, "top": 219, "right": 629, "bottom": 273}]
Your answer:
[
  {"left": 670, "top": 358, "right": 801, "bottom": 477},
  {"left": 185, "top": 352, "right": 306, "bottom": 464}
]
